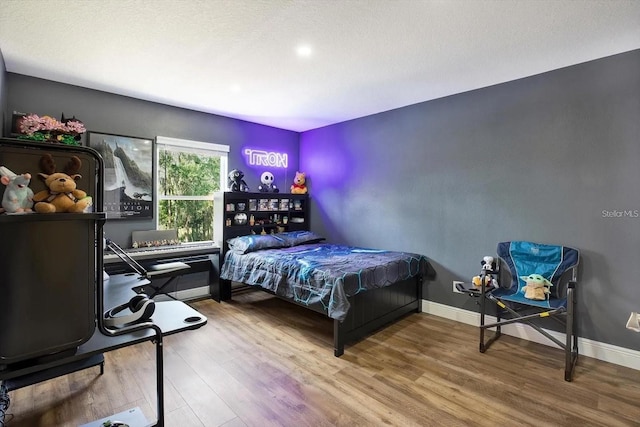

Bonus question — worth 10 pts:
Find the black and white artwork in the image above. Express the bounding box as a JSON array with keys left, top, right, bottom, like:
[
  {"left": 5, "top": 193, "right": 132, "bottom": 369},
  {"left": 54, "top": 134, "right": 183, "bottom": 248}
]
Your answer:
[{"left": 87, "top": 132, "right": 154, "bottom": 219}]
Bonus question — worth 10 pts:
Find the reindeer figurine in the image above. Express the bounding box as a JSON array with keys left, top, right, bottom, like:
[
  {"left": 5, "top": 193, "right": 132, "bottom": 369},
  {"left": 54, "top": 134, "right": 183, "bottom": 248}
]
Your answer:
[{"left": 32, "top": 154, "right": 93, "bottom": 213}]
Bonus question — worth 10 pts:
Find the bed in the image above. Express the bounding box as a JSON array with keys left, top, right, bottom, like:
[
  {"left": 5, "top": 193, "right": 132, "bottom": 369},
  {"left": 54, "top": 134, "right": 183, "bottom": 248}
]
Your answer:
[{"left": 219, "top": 231, "right": 433, "bottom": 356}]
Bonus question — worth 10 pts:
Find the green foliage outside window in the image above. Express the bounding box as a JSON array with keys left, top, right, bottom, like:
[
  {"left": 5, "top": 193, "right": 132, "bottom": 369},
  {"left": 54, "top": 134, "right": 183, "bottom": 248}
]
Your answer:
[{"left": 158, "top": 150, "right": 221, "bottom": 242}]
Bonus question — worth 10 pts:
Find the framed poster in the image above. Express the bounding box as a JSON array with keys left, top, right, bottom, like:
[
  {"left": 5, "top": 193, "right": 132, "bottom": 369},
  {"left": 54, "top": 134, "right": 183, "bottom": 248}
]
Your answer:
[{"left": 86, "top": 131, "right": 154, "bottom": 219}]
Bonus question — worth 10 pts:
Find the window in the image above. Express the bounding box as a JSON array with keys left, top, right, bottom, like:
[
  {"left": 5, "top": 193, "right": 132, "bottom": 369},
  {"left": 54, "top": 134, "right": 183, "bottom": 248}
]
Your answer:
[{"left": 155, "top": 136, "right": 228, "bottom": 243}]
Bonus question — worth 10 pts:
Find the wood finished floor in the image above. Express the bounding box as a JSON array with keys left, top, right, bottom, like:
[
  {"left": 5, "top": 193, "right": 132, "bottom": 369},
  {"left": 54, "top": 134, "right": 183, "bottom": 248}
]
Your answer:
[{"left": 5, "top": 291, "right": 640, "bottom": 427}]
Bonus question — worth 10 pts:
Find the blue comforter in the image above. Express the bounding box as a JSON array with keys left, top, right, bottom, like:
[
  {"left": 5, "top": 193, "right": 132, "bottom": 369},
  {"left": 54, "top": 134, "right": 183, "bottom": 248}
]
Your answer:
[{"left": 220, "top": 243, "right": 429, "bottom": 321}]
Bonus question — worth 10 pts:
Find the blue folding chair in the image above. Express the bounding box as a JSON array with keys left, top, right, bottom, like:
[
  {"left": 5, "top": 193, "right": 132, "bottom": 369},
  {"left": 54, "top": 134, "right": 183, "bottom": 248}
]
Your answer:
[{"left": 479, "top": 241, "right": 580, "bottom": 381}]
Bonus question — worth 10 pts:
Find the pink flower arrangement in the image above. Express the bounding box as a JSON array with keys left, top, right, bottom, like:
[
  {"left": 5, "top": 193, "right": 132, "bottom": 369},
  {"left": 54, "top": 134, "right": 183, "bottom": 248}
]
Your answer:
[
  {"left": 19, "top": 114, "right": 86, "bottom": 136},
  {"left": 64, "top": 120, "right": 86, "bottom": 134}
]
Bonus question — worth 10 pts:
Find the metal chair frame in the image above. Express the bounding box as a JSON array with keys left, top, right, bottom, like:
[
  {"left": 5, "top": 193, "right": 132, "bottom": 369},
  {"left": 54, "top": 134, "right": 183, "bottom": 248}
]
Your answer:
[{"left": 478, "top": 242, "right": 579, "bottom": 381}]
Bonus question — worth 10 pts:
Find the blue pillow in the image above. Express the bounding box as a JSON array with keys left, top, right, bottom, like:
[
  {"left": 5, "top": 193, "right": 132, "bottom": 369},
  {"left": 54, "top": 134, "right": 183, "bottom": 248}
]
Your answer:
[
  {"left": 226, "top": 234, "right": 288, "bottom": 254},
  {"left": 276, "top": 231, "right": 325, "bottom": 247}
]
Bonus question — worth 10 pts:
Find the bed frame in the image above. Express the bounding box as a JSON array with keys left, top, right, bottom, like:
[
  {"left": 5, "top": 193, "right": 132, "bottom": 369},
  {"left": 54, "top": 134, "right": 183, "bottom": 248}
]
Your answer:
[
  {"left": 329, "top": 275, "right": 423, "bottom": 356},
  {"left": 220, "top": 267, "right": 423, "bottom": 356},
  {"left": 215, "top": 191, "right": 426, "bottom": 356}
]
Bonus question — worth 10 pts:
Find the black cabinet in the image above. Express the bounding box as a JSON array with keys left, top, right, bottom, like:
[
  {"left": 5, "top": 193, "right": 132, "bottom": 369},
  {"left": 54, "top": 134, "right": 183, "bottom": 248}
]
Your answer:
[
  {"left": 104, "top": 246, "right": 220, "bottom": 300},
  {"left": 0, "top": 212, "right": 106, "bottom": 366},
  {"left": 0, "top": 138, "right": 106, "bottom": 367},
  {"left": 213, "top": 191, "right": 309, "bottom": 301},
  {"left": 0, "top": 139, "right": 207, "bottom": 426},
  {"left": 214, "top": 191, "right": 309, "bottom": 249}
]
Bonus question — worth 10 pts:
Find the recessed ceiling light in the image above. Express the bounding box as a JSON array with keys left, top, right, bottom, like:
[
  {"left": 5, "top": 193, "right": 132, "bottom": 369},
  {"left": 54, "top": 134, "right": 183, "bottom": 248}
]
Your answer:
[{"left": 296, "top": 44, "right": 312, "bottom": 57}]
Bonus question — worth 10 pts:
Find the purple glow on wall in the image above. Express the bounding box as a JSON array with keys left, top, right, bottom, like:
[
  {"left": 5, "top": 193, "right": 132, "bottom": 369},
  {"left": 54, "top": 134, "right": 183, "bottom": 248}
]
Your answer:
[
  {"left": 244, "top": 147, "right": 288, "bottom": 168},
  {"left": 299, "top": 130, "right": 352, "bottom": 190}
]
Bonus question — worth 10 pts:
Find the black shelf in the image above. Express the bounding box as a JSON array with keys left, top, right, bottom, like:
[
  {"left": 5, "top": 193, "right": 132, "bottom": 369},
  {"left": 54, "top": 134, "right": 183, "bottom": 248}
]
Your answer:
[
  {"left": 0, "top": 138, "right": 207, "bottom": 427},
  {"left": 0, "top": 274, "right": 207, "bottom": 382},
  {"left": 214, "top": 191, "right": 309, "bottom": 249},
  {"left": 0, "top": 273, "right": 207, "bottom": 427},
  {"left": 2, "top": 354, "right": 105, "bottom": 392},
  {"left": 213, "top": 191, "right": 309, "bottom": 301}
]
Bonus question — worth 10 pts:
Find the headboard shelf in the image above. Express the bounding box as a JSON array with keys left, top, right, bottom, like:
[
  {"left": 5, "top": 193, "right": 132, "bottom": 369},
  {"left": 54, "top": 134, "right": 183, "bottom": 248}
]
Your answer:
[
  {"left": 214, "top": 191, "right": 309, "bottom": 253},
  {"left": 213, "top": 191, "right": 309, "bottom": 301}
]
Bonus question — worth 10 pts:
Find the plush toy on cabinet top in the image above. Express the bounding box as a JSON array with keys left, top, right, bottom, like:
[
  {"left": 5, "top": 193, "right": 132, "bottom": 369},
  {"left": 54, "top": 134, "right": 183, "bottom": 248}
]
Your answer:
[
  {"left": 290, "top": 171, "right": 308, "bottom": 194},
  {"left": 228, "top": 169, "right": 250, "bottom": 192},
  {"left": 32, "top": 154, "right": 93, "bottom": 213},
  {"left": 0, "top": 166, "right": 34, "bottom": 213},
  {"left": 258, "top": 171, "right": 279, "bottom": 193}
]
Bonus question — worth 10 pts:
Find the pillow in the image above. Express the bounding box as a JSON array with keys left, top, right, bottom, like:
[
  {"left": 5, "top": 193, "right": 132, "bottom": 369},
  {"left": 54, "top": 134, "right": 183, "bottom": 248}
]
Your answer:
[
  {"left": 276, "top": 230, "right": 325, "bottom": 247},
  {"left": 226, "top": 234, "right": 288, "bottom": 254}
]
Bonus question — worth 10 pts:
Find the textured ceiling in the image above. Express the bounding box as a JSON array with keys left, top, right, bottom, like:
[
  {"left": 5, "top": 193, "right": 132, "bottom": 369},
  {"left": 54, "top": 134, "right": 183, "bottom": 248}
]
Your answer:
[{"left": 1, "top": 0, "right": 639, "bottom": 132}]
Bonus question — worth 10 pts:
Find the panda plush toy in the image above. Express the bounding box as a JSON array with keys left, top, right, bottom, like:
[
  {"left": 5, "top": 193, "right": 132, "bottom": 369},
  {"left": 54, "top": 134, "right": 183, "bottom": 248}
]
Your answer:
[{"left": 258, "top": 171, "right": 279, "bottom": 193}]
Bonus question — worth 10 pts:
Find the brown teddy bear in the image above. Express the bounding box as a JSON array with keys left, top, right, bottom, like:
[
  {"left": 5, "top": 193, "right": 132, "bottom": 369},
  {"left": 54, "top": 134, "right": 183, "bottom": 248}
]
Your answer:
[
  {"left": 32, "top": 154, "right": 93, "bottom": 213},
  {"left": 290, "top": 171, "right": 308, "bottom": 194}
]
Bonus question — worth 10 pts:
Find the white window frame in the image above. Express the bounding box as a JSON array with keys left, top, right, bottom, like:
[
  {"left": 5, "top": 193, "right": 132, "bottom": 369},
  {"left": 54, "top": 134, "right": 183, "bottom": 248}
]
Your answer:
[{"left": 154, "top": 136, "right": 229, "bottom": 232}]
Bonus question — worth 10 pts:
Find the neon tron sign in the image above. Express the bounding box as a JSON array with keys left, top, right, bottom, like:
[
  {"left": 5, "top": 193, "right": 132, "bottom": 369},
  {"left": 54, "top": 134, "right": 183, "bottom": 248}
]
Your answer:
[{"left": 244, "top": 148, "right": 288, "bottom": 168}]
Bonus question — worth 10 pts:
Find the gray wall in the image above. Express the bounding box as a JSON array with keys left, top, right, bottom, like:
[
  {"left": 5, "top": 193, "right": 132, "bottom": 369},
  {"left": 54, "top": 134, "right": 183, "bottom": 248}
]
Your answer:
[
  {"left": 4, "top": 49, "right": 639, "bottom": 351},
  {"left": 300, "top": 49, "right": 640, "bottom": 351},
  {"left": 5, "top": 74, "right": 300, "bottom": 247}
]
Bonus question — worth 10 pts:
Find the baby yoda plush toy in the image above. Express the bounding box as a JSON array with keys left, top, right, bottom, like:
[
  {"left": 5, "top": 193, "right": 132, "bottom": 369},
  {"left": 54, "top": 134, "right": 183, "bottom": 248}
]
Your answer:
[
  {"left": 520, "top": 274, "right": 553, "bottom": 301},
  {"left": 0, "top": 166, "right": 34, "bottom": 213}
]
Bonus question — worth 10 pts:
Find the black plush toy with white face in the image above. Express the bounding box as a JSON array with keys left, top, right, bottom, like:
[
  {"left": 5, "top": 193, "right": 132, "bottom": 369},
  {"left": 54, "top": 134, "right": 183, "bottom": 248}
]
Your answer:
[{"left": 258, "top": 171, "right": 279, "bottom": 193}]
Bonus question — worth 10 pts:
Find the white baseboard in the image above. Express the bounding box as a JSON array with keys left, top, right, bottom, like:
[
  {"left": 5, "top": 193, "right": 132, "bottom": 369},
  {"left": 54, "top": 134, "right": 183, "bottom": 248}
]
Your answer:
[
  {"left": 422, "top": 300, "right": 640, "bottom": 371},
  {"left": 154, "top": 286, "right": 210, "bottom": 302}
]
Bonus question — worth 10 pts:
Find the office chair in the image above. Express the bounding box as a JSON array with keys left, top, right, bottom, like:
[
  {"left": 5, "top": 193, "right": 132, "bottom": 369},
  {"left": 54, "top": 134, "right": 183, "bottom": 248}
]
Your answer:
[{"left": 478, "top": 241, "right": 580, "bottom": 381}]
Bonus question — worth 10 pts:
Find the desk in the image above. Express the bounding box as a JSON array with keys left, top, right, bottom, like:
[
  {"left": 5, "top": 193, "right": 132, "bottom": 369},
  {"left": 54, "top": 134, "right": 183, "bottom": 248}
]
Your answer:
[
  {"left": 104, "top": 244, "right": 221, "bottom": 301},
  {"left": 0, "top": 273, "right": 207, "bottom": 426}
]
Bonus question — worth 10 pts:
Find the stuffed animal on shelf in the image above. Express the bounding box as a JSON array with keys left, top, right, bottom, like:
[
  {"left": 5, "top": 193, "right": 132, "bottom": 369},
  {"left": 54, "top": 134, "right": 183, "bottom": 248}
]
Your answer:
[
  {"left": 472, "top": 274, "right": 497, "bottom": 289},
  {"left": 0, "top": 166, "right": 34, "bottom": 213},
  {"left": 290, "top": 171, "right": 308, "bottom": 194},
  {"left": 520, "top": 274, "right": 552, "bottom": 301},
  {"left": 32, "top": 154, "right": 93, "bottom": 213},
  {"left": 228, "top": 169, "right": 249, "bottom": 192},
  {"left": 258, "top": 171, "right": 279, "bottom": 193},
  {"left": 481, "top": 256, "right": 496, "bottom": 271}
]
